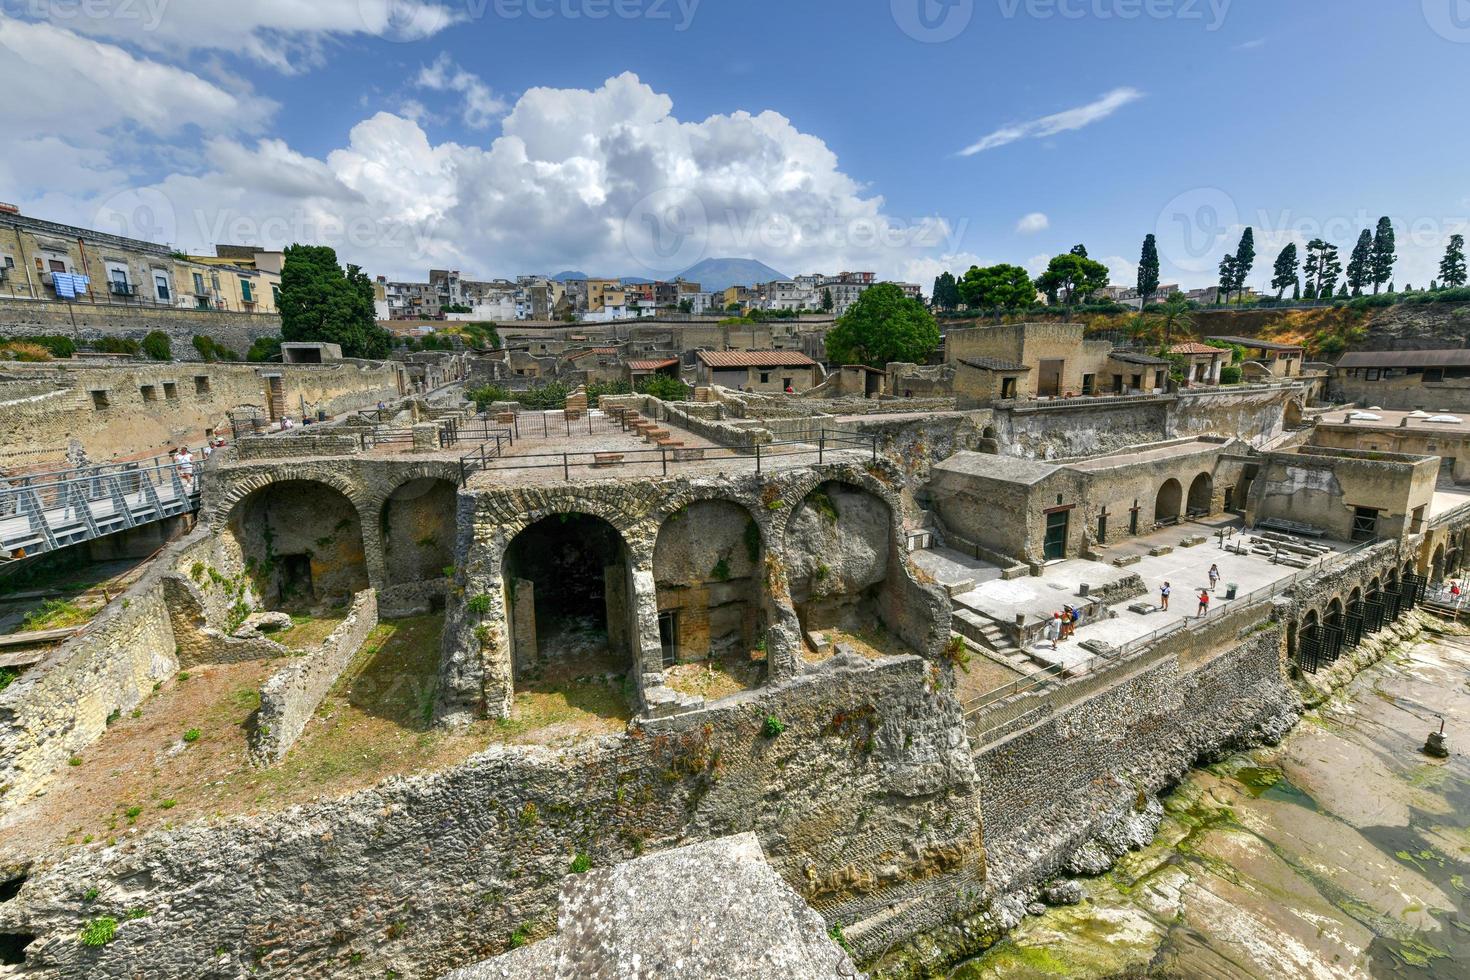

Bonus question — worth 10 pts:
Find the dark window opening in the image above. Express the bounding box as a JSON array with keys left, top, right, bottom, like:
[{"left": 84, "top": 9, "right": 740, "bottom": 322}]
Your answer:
[
  {"left": 279, "top": 553, "right": 314, "bottom": 604},
  {"left": 90, "top": 390, "right": 109, "bottom": 410},
  {"left": 1044, "top": 509, "right": 1069, "bottom": 561},
  {"left": 195, "top": 376, "right": 210, "bottom": 395},
  {"left": 0, "top": 934, "right": 35, "bottom": 965},
  {"left": 1351, "top": 507, "right": 1380, "bottom": 542},
  {"left": 659, "top": 610, "right": 678, "bottom": 667},
  {"left": 1000, "top": 376, "right": 1017, "bottom": 399},
  {"left": 1081, "top": 373, "right": 1095, "bottom": 396},
  {"left": 139, "top": 385, "right": 157, "bottom": 402},
  {"left": 1424, "top": 368, "right": 1444, "bottom": 383},
  {"left": 163, "top": 382, "right": 177, "bottom": 400}
]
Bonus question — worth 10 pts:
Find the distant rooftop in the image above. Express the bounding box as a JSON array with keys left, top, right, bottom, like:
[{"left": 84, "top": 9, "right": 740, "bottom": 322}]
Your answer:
[
  {"left": 1336, "top": 349, "right": 1470, "bottom": 369},
  {"left": 696, "top": 350, "right": 816, "bottom": 369}
]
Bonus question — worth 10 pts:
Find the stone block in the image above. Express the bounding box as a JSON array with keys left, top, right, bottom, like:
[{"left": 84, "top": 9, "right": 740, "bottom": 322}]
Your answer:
[
  {"left": 1148, "top": 545, "right": 1174, "bottom": 557},
  {"left": 1178, "top": 535, "right": 1206, "bottom": 548},
  {"left": 1112, "top": 553, "right": 1141, "bottom": 567}
]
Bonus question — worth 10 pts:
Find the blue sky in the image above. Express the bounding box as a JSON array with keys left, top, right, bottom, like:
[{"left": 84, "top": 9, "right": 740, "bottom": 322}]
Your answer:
[{"left": 4, "top": 0, "right": 1468, "bottom": 290}]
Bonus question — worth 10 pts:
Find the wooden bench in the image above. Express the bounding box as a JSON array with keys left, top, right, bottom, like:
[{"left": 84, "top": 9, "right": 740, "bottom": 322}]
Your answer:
[
  {"left": 592, "top": 452, "right": 625, "bottom": 467},
  {"left": 1259, "top": 518, "right": 1325, "bottom": 539}
]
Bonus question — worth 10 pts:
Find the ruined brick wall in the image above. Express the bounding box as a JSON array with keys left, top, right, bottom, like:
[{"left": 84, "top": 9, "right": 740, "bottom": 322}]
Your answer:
[
  {"left": 0, "top": 299, "right": 280, "bottom": 359},
  {"left": 249, "top": 589, "right": 379, "bottom": 764},
  {"left": 0, "top": 655, "right": 985, "bottom": 980},
  {"left": 0, "top": 360, "right": 403, "bottom": 469},
  {"left": 235, "top": 434, "right": 363, "bottom": 459}
]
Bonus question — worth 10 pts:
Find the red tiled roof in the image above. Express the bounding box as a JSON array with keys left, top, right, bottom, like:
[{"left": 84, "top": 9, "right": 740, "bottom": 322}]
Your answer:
[
  {"left": 565, "top": 346, "right": 618, "bottom": 360},
  {"left": 697, "top": 350, "right": 816, "bottom": 368},
  {"left": 627, "top": 358, "right": 679, "bottom": 371},
  {"left": 1169, "top": 342, "right": 1226, "bottom": 355}
]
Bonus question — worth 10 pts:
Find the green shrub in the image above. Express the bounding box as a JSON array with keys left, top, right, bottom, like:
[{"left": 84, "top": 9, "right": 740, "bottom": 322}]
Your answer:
[
  {"left": 79, "top": 916, "right": 118, "bottom": 947},
  {"left": 29, "top": 334, "right": 77, "bottom": 358},
  {"left": 181, "top": 728, "right": 201, "bottom": 743},
  {"left": 93, "top": 337, "right": 140, "bottom": 355},
  {"left": 638, "top": 375, "right": 690, "bottom": 401},
  {"left": 569, "top": 852, "right": 592, "bottom": 874},
  {"left": 1219, "top": 365, "right": 1242, "bottom": 385},
  {"left": 246, "top": 336, "right": 282, "bottom": 362},
  {"left": 141, "top": 331, "right": 172, "bottom": 361},
  {"left": 466, "top": 594, "right": 493, "bottom": 615},
  {"left": 761, "top": 715, "right": 786, "bottom": 738},
  {"left": 584, "top": 379, "right": 631, "bottom": 406}
]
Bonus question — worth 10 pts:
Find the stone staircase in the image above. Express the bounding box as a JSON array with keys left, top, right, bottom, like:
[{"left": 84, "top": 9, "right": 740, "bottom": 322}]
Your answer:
[{"left": 952, "top": 608, "right": 1032, "bottom": 671}]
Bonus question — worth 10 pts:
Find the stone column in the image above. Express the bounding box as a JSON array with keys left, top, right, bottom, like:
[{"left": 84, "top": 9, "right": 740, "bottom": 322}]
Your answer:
[{"left": 412, "top": 422, "right": 440, "bottom": 452}]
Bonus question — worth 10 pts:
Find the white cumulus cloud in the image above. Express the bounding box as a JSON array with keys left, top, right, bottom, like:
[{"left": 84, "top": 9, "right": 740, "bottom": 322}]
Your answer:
[
  {"left": 1016, "top": 212, "right": 1050, "bottom": 235},
  {"left": 959, "top": 88, "right": 1143, "bottom": 156},
  {"left": 415, "top": 54, "right": 508, "bottom": 129}
]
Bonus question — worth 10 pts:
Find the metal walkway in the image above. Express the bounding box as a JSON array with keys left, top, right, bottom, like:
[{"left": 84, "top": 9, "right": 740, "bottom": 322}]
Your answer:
[{"left": 0, "top": 453, "right": 204, "bottom": 563}]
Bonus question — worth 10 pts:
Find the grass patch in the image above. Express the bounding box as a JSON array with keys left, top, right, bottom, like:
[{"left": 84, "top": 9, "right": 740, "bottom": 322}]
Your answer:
[{"left": 21, "top": 599, "right": 92, "bottom": 632}]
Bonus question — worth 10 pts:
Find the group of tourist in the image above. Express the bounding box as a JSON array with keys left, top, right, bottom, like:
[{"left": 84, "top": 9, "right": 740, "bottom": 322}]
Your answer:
[
  {"left": 1046, "top": 561, "right": 1228, "bottom": 651},
  {"left": 1160, "top": 563, "right": 1223, "bottom": 620}
]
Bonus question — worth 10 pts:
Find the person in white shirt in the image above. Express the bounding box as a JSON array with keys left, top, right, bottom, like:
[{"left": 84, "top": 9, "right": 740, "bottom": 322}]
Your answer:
[{"left": 176, "top": 447, "right": 194, "bottom": 488}]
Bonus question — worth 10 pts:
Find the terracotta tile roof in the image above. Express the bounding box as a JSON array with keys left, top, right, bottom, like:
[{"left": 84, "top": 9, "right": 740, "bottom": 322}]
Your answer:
[
  {"left": 1168, "top": 342, "right": 1227, "bottom": 355},
  {"left": 627, "top": 358, "right": 680, "bottom": 371},
  {"left": 696, "top": 350, "right": 816, "bottom": 368},
  {"left": 565, "top": 346, "right": 618, "bottom": 360}
]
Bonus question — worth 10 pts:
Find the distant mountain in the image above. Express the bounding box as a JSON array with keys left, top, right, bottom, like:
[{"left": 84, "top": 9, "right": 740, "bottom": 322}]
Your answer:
[
  {"left": 549, "top": 270, "right": 589, "bottom": 281},
  {"left": 619, "top": 276, "right": 655, "bottom": 285},
  {"left": 675, "top": 258, "right": 789, "bottom": 293}
]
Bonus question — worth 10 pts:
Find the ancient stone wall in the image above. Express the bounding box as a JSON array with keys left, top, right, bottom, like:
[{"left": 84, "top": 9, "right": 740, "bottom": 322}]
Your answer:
[
  {"left": 0, "top": 360, "right": 404, "bottom": 469},
  {"left": 0, "top": 299, "right": 281, "bottom": 359},
  {"left": 972, "top": 611, "right": 1295, "bottom": 896},
  {"left": 0, "top": 654, "right": 984, "bottom": 980},
  {"left": 249, "top": 589, "right": 379, "bottom": 764},
  {"left": 234, "top": 433, "right": 364, "bottom": 460},
  {"left": 993, "top": 397, "right": 1171, "bottom": 459}
]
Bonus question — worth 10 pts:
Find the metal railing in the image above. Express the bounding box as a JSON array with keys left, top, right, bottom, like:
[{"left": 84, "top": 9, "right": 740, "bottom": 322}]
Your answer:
[
  {"left": 960, "top": 535, "right": 1385, "bottom": 734},
  {"left": 1, "top": 452, "right": 208, "bottom": 560},
  {"left": 454, "top": 427, "right": 878, "bottom": 484}
]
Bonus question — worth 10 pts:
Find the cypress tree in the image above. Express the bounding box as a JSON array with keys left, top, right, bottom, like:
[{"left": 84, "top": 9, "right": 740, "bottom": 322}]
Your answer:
[
  {"left": 1271, "top": 243, "right": 1298, "bottom": 299},
  {"left": 1370, "top": 216, "right": 1396, "bottom": 294},
  {"left": 1346, "top": 229, "right": 1372, "bottom": 296},
  {"left": 1137, "top": 234, "right": 1161, "bottom": 308},
  {"left": 1440, "top": 234, "right": 1467, "bottom": 288}
]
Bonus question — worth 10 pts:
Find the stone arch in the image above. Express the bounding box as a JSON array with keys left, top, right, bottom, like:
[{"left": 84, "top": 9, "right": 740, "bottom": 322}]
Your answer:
[
  {"left": 1325, "top": 596, "right": 1344, "bottom": 629},
  {"left": 783, "top": 479, "right": 894, "bottom": 636},
  {"left": 653, "top": 499, "right": 766, "bottom": 672},
  {"left": 1301, "top": 608, "right": 1319, "bottom": 640},
  {"left": 1155, "top": 478, "right": 1183, "bottom": 526},
  {"left": 227, "top": 479, "right": 369, "bottom": 608},
  {"left": 502, "top": 512, "right": 637, "bottom": 689},
  {"left": 212, "top": 465, "right": 369, "bottom": 533},
  {"left": 379, "top": 477, "right": 458, "bottom": 588},
  {"left": 1186, "top": 472, "right": 1213, "bottom": 518}
]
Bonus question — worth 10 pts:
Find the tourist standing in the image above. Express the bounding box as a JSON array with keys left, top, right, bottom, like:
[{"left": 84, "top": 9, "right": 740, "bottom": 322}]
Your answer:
[
  {"left": 1045, "top": 612, "right": 1062, "bottom": 650},
  {"left": 1208, "top": 563, "right": 1220, "bottom": 593},
  {"left": 1197, "top": 589, "right": 1210, "bottom": 618},
  {"left": 1160, "top": 581, "right": 1171, "bottom": 611},
  {"left": 176, "top": 446, "right": 194, "bottom": 489}
]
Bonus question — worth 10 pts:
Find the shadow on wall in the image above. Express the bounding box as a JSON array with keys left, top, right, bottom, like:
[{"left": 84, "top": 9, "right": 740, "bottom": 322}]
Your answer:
[
  {"left": 783, "top": 481, "right": 892, "bottom": 635},
  {"left": 653, "top": 499, "right": 766, "bottom": 667},
  {"left": 227, "top": 480, "right": 369, "bottom": 609}
]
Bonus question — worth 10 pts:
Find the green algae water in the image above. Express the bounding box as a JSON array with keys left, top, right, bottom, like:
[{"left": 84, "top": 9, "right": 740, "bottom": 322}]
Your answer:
[{"left": 955, "top": 634, "right": 1470, "bottom": 979}]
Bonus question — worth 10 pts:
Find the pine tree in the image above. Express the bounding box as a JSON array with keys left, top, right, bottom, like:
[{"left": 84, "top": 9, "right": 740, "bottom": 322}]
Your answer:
[
  {"left": 1231, "top": 228, "right": 1255, "bottom": 303},
  {"left": 1070, "top": 244, "right": 1089, "bottom": 257},
  {"left": 1292, "top": 282, "right": 1300, "bottom": 301},
  {"left": 1137, "top": 234, "right": 1161, "bottom": 308},
  {"left": 1370, "top": 216, "right": 1396, "bottom": 294},
  {"left": 1271, "top": 243, "right": 1298, "bottom": 299},
  {"left": 1337, "top": 283, "right": 1348, "bottom": 298},
  {"left": 1440, "top": 234, "right": 1467, "bottom": 288},
  {"left": 1346, "top": 229, "right": 1373, "bottom": 296},
  {"left": 1217, "top": 254, "right": 1238, "bottom": 305}
]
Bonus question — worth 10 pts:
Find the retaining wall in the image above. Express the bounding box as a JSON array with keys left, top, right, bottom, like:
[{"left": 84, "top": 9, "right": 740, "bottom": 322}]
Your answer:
[
  {"left": 249, "top": 589, "right": 379, "bottom": 765},
  {"left": 0, "top": 299, "right": 280, "bottom": 360}
]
